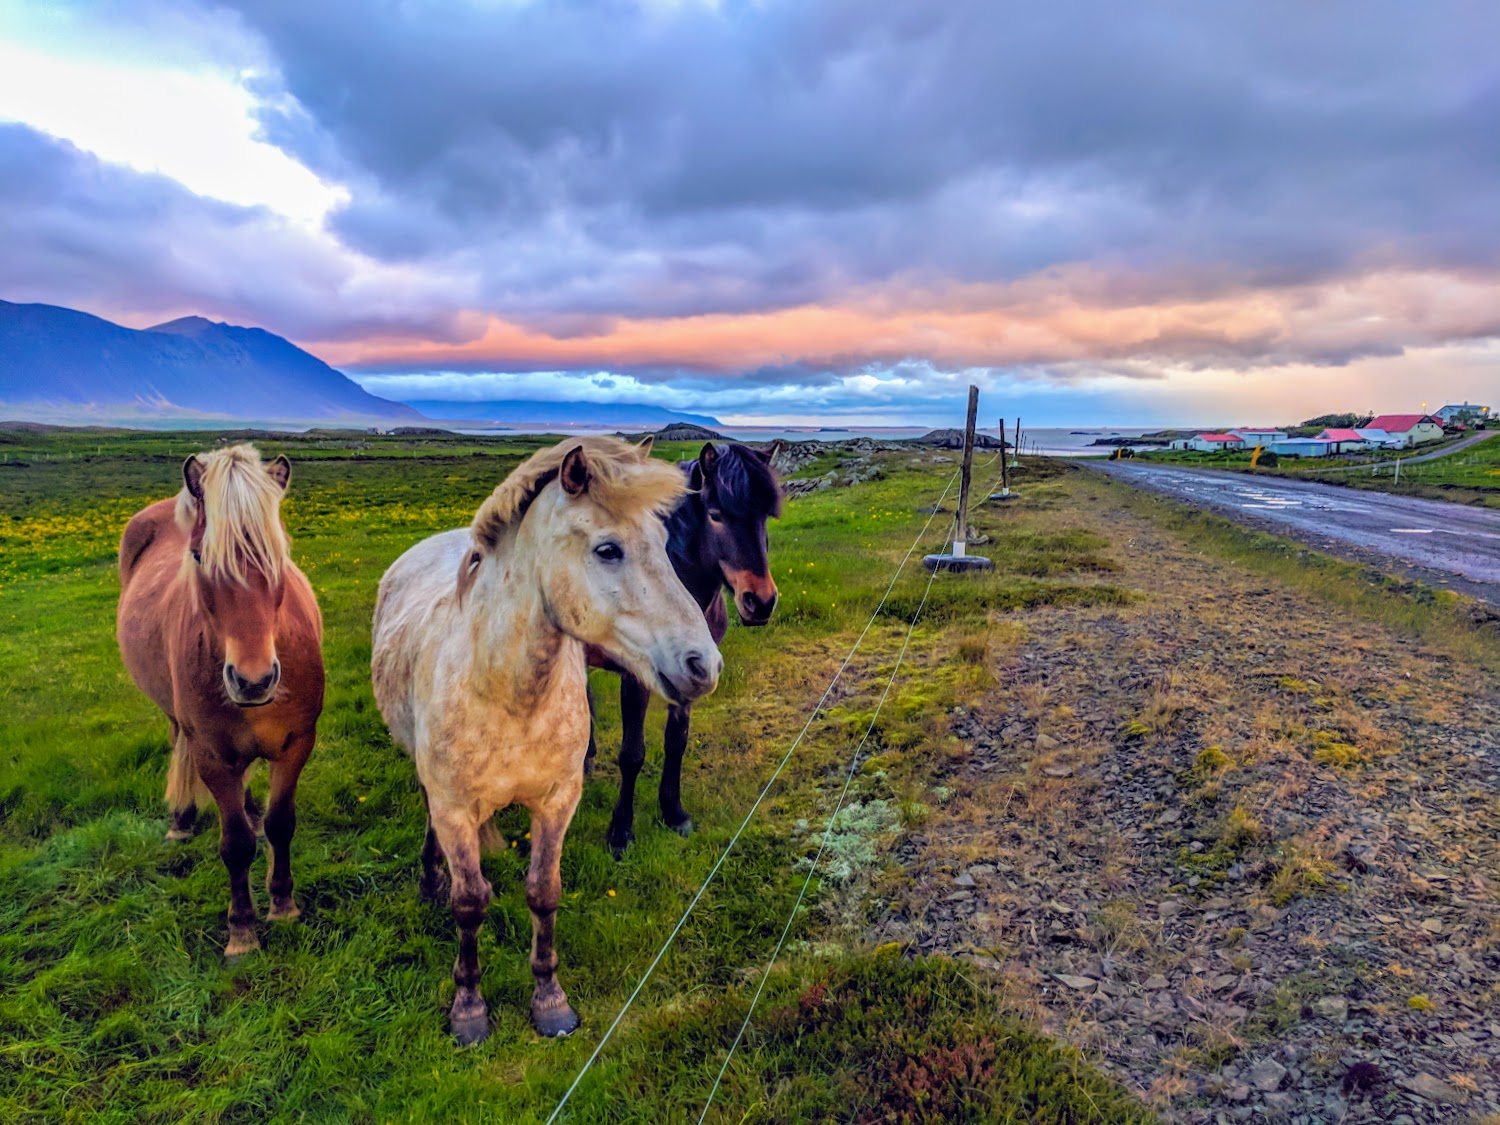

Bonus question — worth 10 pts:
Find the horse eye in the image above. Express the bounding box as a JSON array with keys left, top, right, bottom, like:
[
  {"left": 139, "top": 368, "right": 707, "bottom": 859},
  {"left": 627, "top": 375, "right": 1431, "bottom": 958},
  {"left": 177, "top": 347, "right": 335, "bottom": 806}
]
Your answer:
[
  {"left": 191, "top": 548, "right": 202, "bottom": 564},
  {"left": 707, "top": 509, "right": 724, "bottom": 523},
  {"left": 594, "top": 542, "right": 624, "bottom": 562}
]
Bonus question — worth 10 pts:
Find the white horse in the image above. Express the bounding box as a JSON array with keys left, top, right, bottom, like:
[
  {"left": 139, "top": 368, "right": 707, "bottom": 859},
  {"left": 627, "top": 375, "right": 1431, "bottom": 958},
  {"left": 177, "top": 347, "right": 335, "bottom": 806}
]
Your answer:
[{"left": 372, "top": 436, "right": 720, "bottom": 1043}]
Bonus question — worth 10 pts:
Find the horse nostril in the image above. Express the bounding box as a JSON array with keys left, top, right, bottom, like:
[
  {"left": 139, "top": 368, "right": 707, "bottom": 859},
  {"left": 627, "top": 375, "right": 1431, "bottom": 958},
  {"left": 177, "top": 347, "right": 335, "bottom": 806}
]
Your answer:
[
  {"left": 742, "top": 590, "right": 762, "bottom": 616},
  {"left": 685, "top": 652, "right": 708, "bottom": 681}
]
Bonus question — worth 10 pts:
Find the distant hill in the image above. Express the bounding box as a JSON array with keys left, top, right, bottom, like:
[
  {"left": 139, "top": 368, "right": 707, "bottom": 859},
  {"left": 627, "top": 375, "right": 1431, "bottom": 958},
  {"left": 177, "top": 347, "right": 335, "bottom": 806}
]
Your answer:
[
  {"left": 405, "top": 398, "right": 721, "bottom": 428},
  {"left": 0, "top": 300, "right": 423, "bottom": 425}
]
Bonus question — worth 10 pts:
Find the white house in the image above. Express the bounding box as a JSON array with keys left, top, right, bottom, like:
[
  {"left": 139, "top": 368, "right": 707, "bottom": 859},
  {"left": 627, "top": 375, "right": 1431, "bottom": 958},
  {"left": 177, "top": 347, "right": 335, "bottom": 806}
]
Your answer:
[
  {"left": 1366, "top": 414, "right": 1444, "bottom": 447},
  {"left": 1229, "top": 427, "right": 1288, "bottom": 445},
  {"left": 1188, "top": 433, "right": 1246, "bottom": 452},
  {"left": 1314, "top": 428, "right": 1362, "bottom": 452},
  {"left": 1435, "top": 402, "right": 1490, "bottom": 424}
]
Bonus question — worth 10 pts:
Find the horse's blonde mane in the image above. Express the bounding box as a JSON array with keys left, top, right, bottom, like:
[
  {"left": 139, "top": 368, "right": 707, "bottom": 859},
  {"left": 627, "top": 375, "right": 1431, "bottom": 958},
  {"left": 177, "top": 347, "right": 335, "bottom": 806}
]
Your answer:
[
  {"left": 175, "top": 444, "right": 290, "bottom": 584},
  {"left": 472, "top": 436, "right": 684, "bottom": 550}
]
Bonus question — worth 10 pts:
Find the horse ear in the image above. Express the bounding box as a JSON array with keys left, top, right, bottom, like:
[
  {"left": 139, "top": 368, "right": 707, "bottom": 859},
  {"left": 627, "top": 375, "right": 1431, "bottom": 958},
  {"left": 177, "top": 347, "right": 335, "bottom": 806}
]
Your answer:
[
  {"left": 688, "top": 462, "right": 704, "bottom": 490},
  {"left": 635, "top": 435, "right": 655, "bottom": 458},
  {"left": 560, "top": 444, "right": 591, "bottom": 496},
  {"left": 759, "top": 439, "right": 785, "bottom": 463},
  {"left": 698, "top": 442, "right": 718, "bottom": 478},
  {"left": 182, "top": 456, "right": 205, "bottom": 501},
  {"left": 456, "top": 548, "right": 482, "bottom": 607},
  {"left": 268, "top": 454, "right": 292, "bottom": 491}
]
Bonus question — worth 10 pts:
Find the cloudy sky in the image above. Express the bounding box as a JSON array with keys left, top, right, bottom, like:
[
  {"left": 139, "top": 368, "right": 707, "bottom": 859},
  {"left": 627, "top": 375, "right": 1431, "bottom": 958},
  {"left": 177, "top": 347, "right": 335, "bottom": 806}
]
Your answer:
[{"left": 2, "top": 1, "right": 1496, "bottom": 425}]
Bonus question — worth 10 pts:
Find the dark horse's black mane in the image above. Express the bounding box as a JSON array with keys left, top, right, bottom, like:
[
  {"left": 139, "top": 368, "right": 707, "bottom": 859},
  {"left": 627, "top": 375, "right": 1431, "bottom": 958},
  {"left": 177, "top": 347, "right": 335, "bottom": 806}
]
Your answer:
[{"left": 669, "top": 442, "right": 780, "bottom": 532}]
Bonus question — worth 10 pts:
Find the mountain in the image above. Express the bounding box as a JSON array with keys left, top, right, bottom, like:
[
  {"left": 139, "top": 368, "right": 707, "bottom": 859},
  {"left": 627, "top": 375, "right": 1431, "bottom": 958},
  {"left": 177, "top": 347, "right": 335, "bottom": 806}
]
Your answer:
[
  {"left": 0, "top": 300, "right": 422, "bottom": 424},
  {"left": 403, "top": 399, "right": 721, "bottom": 428}
]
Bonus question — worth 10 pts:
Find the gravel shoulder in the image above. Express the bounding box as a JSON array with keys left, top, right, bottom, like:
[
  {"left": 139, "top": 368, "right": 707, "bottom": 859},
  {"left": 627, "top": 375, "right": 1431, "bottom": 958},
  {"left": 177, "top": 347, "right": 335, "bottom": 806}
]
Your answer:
[{"left": 871, "top": 474, "right": 1500, "bottom": 1123}]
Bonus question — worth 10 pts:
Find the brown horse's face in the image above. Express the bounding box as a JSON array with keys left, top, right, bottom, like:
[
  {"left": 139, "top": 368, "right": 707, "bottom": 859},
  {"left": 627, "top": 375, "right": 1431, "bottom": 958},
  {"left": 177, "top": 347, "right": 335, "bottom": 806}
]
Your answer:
[
  {"left": 194, "top": 564, "right": 285, "bottom": 706},
  {"left": 695, "top": 443, "right": 780, "bottom": 627},
  {"left": 182, "top": 452, "right": 291, "bottom": 708}
]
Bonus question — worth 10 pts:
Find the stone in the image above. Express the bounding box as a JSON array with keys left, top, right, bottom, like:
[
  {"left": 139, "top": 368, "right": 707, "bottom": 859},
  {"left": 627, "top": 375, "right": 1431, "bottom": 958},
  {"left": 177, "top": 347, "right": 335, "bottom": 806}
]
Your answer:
[
  {"left": 1315, "top": 996, "right": 1348, "bottom": 1022},
  {"left": 1042, "top": 764, "right": 1074, "bottom": 778},
  {"left": 1144, "top": 974, "right": 1169, "bottom": 990},
  {"left": 1419, "top": 918, "right": 1443, "bottom": 933},
  {"left": 1248, "top": 1058, "right": 1287, "bottom": 1092},
  {"left": 953, "top": 872, "right": 977, "bottom": 887},
  {"left": 1398, "top": 1073, "right": 1466, "bottom": 1104},
  {"left": 1055, "top": 974, "right": 1097, "bottom": 992}
]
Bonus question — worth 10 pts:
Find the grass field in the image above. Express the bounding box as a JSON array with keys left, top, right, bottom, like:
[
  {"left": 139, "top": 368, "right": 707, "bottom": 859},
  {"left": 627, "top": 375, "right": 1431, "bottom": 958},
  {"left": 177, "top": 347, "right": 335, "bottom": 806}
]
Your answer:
[{"left": 0, "top": 428, "right": 1152, "bottom": 1124}]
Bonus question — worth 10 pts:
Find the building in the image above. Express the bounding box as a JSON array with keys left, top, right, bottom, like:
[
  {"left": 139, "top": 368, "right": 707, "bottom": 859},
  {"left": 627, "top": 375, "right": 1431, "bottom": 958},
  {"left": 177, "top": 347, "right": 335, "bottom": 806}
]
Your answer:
[
  {"left": 1365, "top": 414, "right": 1445, "bottom": 447},
  {"left": 1230, "top": 427, "right": 1288, "bottom": 445},
  {"left": 1188, "top": 433, "right": 1246, "bottom": 452},
  {"left": 1315, "top": 427, "right": 1375, "bottom": 452},
  {"left": 1354, "top": 427, "right": 1404, "bottom": 449},
  {"left": 1268, "top": 438, "right": 1338, "bottom": 458},
  {"left": 1435, "top": 402, "right": 1490, "bottom": 425}
]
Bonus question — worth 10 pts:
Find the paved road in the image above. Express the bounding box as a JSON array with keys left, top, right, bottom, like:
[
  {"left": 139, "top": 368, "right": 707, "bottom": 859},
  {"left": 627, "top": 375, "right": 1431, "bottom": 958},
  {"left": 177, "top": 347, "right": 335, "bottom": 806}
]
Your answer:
[{"left": 1095, "top": 462, "right": 1500, "bottom": 604}]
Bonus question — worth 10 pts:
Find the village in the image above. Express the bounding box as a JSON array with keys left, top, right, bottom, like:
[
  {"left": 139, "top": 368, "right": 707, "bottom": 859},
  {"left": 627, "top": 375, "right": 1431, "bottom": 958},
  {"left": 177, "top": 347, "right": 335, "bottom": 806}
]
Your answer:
[{"left": 1167, "top": 402, "right": 1491, "bottom": 458}]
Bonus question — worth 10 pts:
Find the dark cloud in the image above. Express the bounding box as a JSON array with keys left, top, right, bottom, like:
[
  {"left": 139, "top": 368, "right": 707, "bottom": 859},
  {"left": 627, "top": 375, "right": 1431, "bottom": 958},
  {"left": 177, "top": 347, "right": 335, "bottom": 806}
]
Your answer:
[
  {"left": 0, "top": 122, "right": 467, "bottom": 342},
  {"left": 223, "top": 0, "right": 1500, "bottom": 326}
]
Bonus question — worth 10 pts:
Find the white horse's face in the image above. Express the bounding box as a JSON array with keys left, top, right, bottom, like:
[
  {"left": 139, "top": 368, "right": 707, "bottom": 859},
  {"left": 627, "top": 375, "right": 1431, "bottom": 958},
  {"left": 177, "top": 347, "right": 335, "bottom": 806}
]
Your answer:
[{"left": 529, "top": 459, "right": 721, "bottom": 706}]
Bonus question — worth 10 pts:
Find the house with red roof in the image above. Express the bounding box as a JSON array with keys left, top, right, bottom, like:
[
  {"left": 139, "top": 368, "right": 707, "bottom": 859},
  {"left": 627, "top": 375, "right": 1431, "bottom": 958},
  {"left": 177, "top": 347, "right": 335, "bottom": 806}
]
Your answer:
[
  {"left": 1365, "top": 414, "right": 1444, "bottom": 447},
  {"left": 1314, "top": 427, "right": 1376, "bottom": 452}
]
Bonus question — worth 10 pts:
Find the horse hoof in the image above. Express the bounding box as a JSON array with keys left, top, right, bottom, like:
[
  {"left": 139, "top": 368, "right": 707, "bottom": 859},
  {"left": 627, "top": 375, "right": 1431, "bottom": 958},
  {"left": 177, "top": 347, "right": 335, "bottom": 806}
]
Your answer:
[
  {"left": 267, "top": 901, "right": 300, "bottom": 922},
  {"left": 668, "top": 817, "right": 694, "bottom": 838},
  {"left": 451, "top": 1012, "right": 491, "bottom": 1046},
  {"left": 532, "top": 1002, "right": 580, "bottom": 1039},
  {"left": 165, "top": 828, "right": 193, "bottom": 842},
  {"left": 224, "top": 929, "right": 261, "bottom": 959},
  {"left": 607, "top": 830, "right": 634, "bottom": 860}
]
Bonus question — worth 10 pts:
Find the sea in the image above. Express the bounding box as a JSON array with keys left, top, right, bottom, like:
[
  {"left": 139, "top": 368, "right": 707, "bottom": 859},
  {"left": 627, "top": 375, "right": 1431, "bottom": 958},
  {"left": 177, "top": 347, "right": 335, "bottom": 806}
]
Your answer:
[{"left": 454, "top": 424, "right": 1164, "bottom": 457}]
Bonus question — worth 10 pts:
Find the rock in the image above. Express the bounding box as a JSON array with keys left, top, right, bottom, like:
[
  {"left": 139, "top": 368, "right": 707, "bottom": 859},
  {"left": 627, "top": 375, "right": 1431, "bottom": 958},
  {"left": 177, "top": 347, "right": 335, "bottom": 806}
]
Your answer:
[
  {"left": 1248, "top": 1058, "right": 1287, "bottom": 1092},
  {"left": 1035, "top": 733, "right": 1059, "bottom": 750},
  {"left": 1398, "top": 1073, "right": 1466, "bottom": 1104},
  {"left": 1144, "top": 975, "right": 1169, "bottom": 990},
  {"left": 953, "top": 872, "right": 977, "bottom": 887},
  {"left": 1042, "top": 764, "right": 1073, "bottom": 778},
  {"left": 1419, "top": 918, "right": 1443, "bottom": 933},
  {"left": 1055, "top": 974, "right": 1097, "bottom": 992},
  {"left": 1315, "top": 996, "right": 1348, "bottom": 1022}
]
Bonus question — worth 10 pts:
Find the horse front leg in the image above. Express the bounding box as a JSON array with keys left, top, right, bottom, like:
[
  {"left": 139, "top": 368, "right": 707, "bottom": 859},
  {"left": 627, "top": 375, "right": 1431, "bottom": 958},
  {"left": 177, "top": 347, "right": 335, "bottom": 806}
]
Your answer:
[
  {"left": 264, "top": 741, "right": 311, "bottom": 922},
  {"left": 434, "top": 812, "right": 491, "bottom": 1045},
  {"left": 200, "top": 755, "right": 260, "bottom": 958},
  {"left": 659, "top": 702, "right": 694, "bottom": 836},
  {"left": 606, "top": 674, "right": 651, "bottom": 857},
  {"left": 527, "top": 792, "right": 582, "bottom": 1038}
]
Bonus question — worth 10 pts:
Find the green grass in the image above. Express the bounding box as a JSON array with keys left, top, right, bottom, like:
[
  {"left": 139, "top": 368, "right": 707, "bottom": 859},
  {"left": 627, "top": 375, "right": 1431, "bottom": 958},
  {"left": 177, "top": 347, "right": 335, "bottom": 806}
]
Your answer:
[{"left": 0, "top": 429, "right": 1149, "bottom": 1123}]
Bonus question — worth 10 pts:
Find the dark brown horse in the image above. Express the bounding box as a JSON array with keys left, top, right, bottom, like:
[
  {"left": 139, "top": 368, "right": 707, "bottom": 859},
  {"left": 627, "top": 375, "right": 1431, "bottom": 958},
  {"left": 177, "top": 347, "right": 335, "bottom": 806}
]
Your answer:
[
  {"left": 117, "top": 445, "right": 325, "bottom": 958},
  {"left": 587, "top": 440, "right": 782, "bottom": 855}
]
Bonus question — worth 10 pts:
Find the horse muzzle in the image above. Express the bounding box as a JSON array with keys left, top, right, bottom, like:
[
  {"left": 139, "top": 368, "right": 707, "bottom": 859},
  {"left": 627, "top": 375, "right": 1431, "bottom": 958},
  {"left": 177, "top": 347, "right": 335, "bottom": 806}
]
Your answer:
[
  {"left": 224, "top": 659, "right": 281, "bottom": 707},
  {"left": 723, "top": 566, "right": 779, "bottom": 627},
  {"left": 654, "top": 646, "right": 722, "bottom": 706}
]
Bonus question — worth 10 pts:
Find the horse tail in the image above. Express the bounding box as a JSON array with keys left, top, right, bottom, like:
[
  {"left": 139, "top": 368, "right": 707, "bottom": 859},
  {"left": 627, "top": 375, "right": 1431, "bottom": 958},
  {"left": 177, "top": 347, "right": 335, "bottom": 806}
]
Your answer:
[{"left": 165, "top": 733, "right": 205, "bottom": 811}]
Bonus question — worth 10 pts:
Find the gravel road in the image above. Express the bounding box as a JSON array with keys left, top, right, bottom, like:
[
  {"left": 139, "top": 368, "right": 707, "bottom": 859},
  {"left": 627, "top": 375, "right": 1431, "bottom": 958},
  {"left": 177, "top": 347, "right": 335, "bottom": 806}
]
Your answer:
[{"left": 1095, "top": 462, "right": 1500, "bottom": 605}]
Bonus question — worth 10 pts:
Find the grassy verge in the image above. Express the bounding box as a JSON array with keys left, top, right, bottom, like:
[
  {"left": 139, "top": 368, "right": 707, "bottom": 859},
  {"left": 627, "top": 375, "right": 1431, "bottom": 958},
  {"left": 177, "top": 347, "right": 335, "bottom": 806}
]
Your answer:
[{"left": 0, "top": 430, "right": 1148, "bottom": 1123}]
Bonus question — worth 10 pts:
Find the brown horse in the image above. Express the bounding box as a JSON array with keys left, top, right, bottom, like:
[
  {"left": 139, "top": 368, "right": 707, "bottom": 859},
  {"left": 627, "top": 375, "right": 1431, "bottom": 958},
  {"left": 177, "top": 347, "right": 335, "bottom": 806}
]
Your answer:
[
  {"left": 117, "top": 444, "right": 324, "bottom": 958},
  {"left": 372, "top": 436, "right": 720, "bottom": 1043}
]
